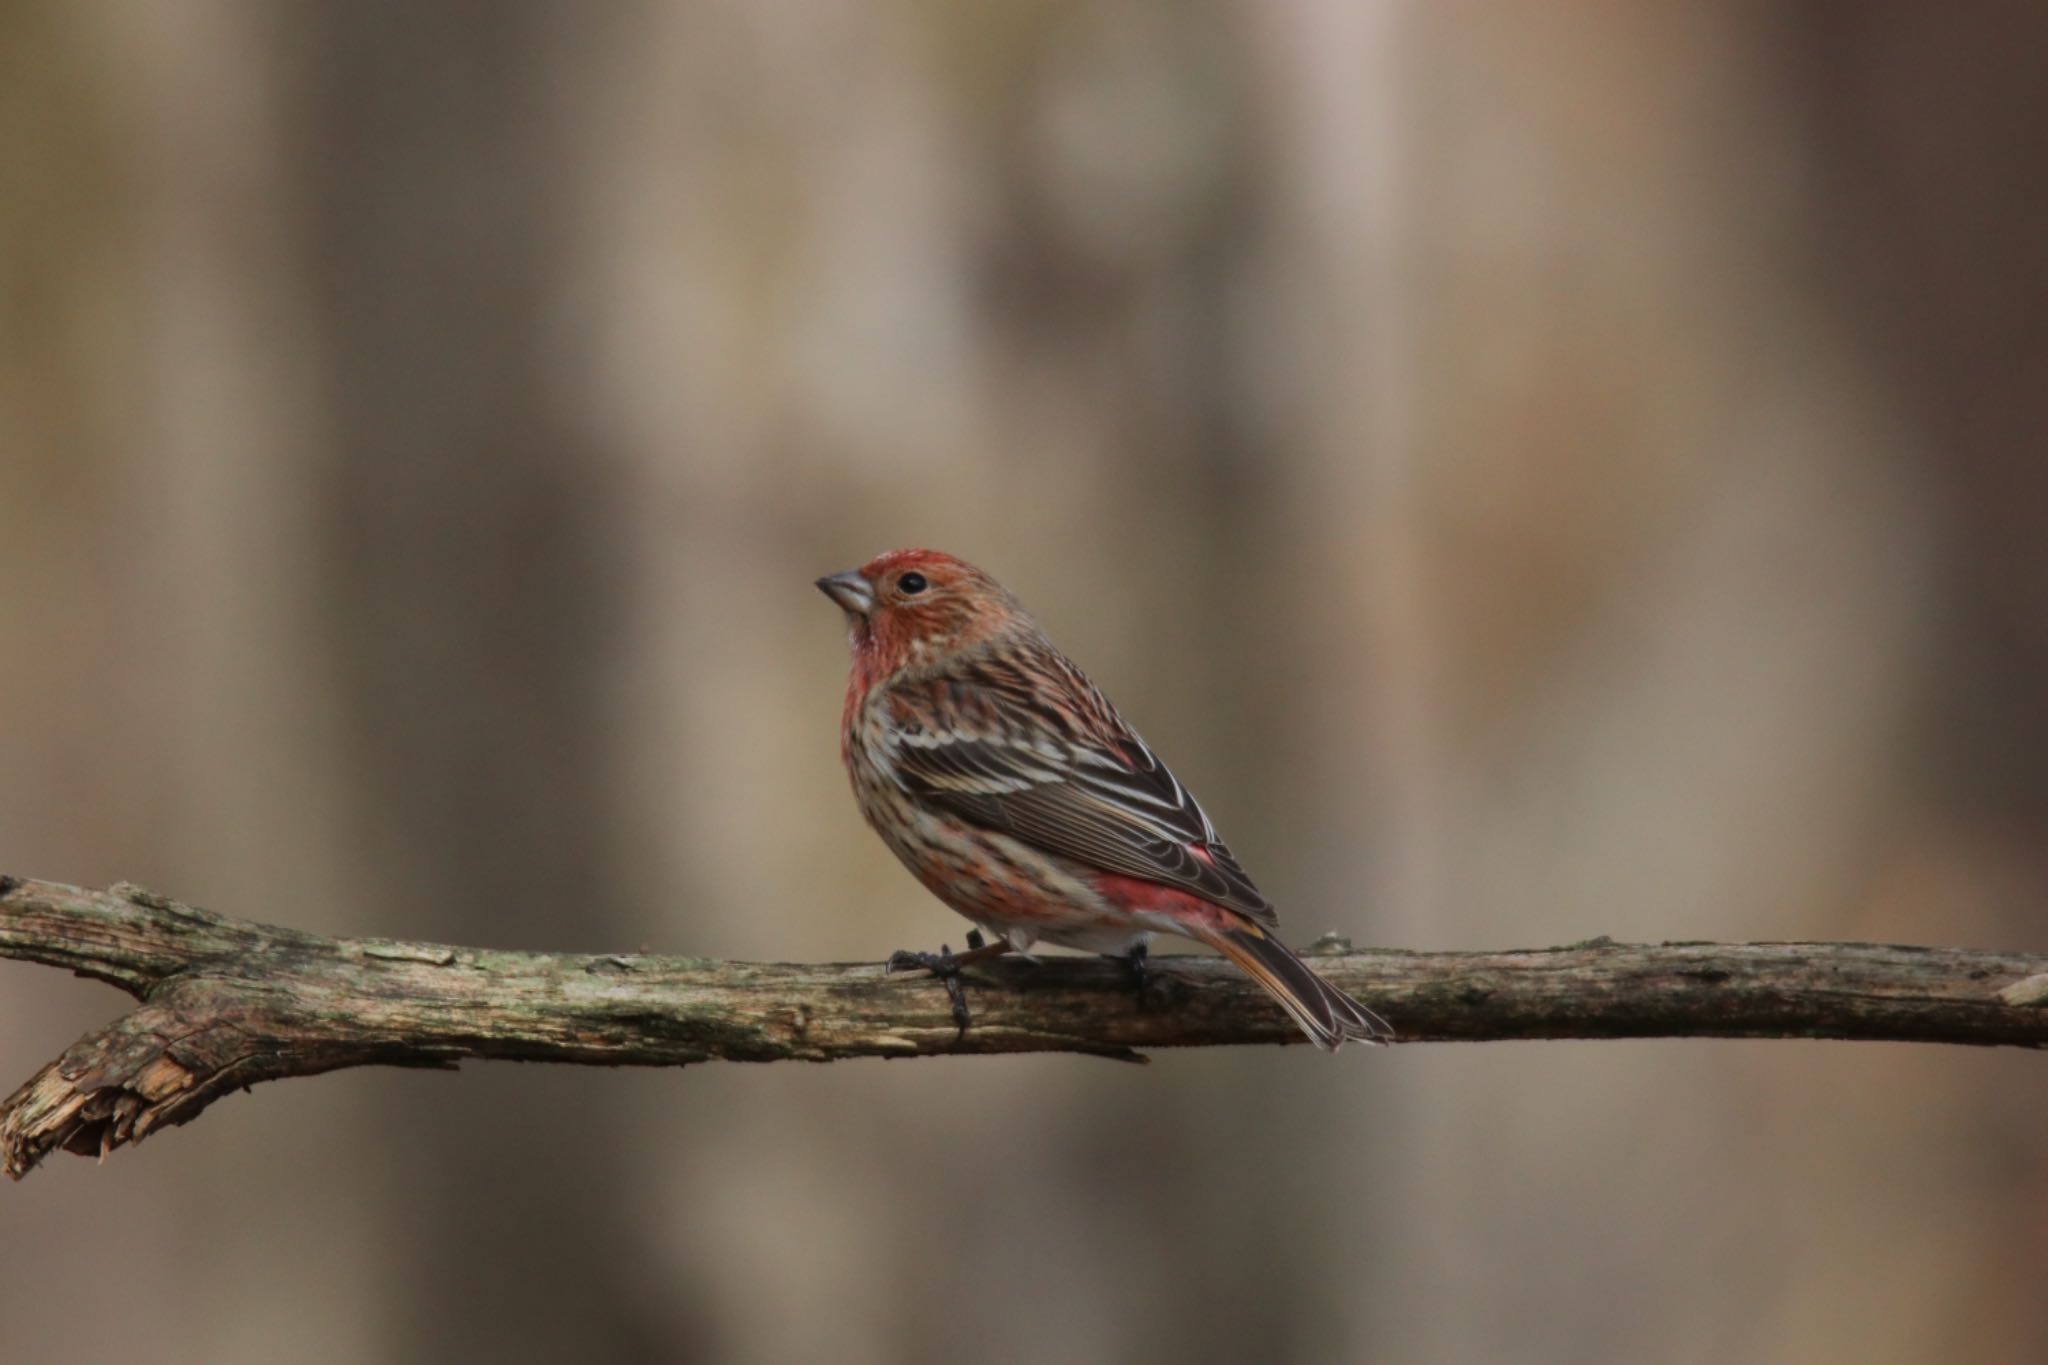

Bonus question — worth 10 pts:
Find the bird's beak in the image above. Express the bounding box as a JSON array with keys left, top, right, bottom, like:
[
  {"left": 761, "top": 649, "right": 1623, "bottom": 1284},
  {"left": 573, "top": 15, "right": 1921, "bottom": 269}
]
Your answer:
[{"left": 815, "top": 569, "right": 875, "bottom": 617}]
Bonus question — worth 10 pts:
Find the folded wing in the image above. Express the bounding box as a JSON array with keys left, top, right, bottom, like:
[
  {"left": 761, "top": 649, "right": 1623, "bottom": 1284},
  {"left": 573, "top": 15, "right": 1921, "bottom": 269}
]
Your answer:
[{"left": 882, "top": 658, "right": 1279, "bottom": 928}]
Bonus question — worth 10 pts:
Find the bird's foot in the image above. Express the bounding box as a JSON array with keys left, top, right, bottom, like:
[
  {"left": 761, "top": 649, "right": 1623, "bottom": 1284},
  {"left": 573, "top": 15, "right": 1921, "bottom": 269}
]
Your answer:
[
  {"left": 886, "top": 929, "right": 1009, "bottom": 1040},
  {"left": 1106, "top": 941, "right": 1177, "bottom": 1011}
]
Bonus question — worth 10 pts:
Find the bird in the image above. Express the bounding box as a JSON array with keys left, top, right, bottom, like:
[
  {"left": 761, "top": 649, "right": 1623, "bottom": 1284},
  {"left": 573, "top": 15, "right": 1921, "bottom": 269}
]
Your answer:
[{"left": 817, "top": 547, "right": 1389, "bottom": 1050}]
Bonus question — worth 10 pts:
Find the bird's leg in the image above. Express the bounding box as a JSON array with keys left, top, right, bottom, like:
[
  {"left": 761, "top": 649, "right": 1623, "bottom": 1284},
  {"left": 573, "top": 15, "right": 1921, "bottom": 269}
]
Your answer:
[{"left": 886, "top": 929, "right": 1012, "bottom": 1040}]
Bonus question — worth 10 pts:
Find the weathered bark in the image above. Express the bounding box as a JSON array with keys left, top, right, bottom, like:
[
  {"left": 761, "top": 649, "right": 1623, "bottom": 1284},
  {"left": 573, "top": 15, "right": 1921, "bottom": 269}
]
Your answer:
[{"left": 4, "top": 874, "right": 2045, "bottom": 1180}]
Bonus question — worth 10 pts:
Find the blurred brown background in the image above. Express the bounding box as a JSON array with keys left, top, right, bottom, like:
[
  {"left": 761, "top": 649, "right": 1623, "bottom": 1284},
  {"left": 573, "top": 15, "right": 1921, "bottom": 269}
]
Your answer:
[{"left": 5, "top": 3, "right": 2047, "bottom": 1362}]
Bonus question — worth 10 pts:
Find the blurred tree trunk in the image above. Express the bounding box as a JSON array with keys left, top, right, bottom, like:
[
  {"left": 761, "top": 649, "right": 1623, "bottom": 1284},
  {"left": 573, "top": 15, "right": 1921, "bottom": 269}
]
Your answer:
[
  {"left": 286, "top": 6, "right": 684, "bottom": 1358},
  {"left": 1782, "top": 2, "right": 2048, "bottom": 845}
]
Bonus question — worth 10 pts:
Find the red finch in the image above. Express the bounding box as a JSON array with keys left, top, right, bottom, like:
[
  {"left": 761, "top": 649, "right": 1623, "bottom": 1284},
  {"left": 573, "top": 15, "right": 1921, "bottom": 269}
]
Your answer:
[{"left": 818, "top": 548, "right": 1389, "bottom": 1050}]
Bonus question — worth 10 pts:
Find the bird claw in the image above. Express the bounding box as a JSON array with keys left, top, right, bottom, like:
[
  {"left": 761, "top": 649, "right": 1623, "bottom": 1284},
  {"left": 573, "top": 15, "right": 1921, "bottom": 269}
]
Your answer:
[
  {"left": 1109, "top": 941, "right": 1175, "bottom": 1011},
  {"left": 885, "top": 929, "right": 1014, "bottom": 1041},
  {"left": 886, "top": 942, "right": 976, "bottom": 1039}
]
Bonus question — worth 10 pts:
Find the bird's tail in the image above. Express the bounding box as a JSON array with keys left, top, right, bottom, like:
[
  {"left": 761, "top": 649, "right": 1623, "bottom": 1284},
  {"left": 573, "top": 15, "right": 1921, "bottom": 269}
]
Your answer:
[{"left": 1196, "top": 922, "right": 1391, "bottom": 1051}]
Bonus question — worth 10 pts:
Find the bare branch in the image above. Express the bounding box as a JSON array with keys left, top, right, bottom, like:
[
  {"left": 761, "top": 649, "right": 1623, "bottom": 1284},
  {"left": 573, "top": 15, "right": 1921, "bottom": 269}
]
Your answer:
[{"left": 4, "top": 875, "right": 2045, "bottom": 1179}]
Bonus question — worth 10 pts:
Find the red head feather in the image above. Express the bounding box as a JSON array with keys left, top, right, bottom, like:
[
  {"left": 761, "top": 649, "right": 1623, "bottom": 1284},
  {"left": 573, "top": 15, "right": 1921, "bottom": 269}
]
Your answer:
[{"left": 817, "top": 549, "right": 1030, "bottom": 690}]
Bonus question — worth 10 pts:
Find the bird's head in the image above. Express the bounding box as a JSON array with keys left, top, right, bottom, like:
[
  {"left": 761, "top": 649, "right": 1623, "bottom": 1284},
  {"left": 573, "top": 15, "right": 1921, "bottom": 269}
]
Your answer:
[{"left": 816, "top": 548, "right": 1025, "bottom": 678}]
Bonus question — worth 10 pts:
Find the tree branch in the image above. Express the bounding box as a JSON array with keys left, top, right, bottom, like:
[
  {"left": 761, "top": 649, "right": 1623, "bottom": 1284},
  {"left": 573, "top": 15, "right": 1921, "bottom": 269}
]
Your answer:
[{"left": 4, "top": 873, "right": 2046, "bottom": 1179}]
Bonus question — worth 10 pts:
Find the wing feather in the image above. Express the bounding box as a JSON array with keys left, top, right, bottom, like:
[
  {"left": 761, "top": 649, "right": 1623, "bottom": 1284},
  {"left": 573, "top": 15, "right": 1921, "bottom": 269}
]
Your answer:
[{"left": 882, "top": 663, "right": 1278, "bottom": 926}]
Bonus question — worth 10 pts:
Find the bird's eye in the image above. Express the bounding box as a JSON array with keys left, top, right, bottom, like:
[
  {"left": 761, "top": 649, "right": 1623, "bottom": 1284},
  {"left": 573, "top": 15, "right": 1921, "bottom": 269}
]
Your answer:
[{"left": 896, "top": 572, "right": 928, "bottom": 595}]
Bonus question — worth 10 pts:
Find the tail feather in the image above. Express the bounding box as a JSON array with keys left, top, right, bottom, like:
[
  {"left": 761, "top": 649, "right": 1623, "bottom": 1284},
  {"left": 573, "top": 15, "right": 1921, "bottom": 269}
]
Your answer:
[{"left": 1201, "top": 923, "right": 1391, "bottom": 1051}]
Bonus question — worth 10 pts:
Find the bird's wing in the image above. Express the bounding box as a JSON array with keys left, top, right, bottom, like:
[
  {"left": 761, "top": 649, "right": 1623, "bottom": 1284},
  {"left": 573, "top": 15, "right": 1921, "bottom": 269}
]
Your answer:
[{"left": 881, "top": 656, "right": 1279, "bottom": 927}]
